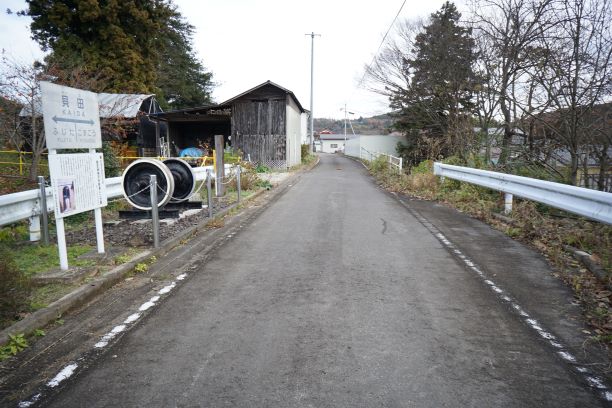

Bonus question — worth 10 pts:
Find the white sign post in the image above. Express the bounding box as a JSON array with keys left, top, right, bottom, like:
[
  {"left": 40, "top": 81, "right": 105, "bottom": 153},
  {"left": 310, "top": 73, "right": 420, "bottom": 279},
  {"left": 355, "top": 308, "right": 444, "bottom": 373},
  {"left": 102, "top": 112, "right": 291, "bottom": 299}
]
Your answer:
[{"left": 41, "top": 82, "right": 107, "bottom": 270}]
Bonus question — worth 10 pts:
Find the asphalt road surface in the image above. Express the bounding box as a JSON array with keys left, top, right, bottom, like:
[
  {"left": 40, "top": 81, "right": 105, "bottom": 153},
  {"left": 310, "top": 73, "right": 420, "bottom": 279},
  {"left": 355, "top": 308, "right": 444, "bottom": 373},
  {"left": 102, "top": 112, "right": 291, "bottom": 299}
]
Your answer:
[{"left": 44, "top": 154, "right": 605, "bottom": 407}]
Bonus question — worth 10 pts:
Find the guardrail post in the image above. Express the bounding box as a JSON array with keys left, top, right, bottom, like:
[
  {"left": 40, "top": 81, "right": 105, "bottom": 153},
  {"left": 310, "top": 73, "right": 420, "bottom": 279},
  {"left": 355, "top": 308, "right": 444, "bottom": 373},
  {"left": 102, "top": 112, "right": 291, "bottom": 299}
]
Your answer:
[
  {"left": 38, "top": 176, "right": 49, "bottom": 245},
  {"left": 236, "top": 165, "right": 241, "bottom": 204},
  {"left": 504, "top": 193, "right": 513, "bottom": 215},
  {"left": 29, "top": 216, "right": 41, "bottom": 242},
  {"left": 399, "top": 157, "right": 403, "bottom": 174},
  {"left": 150, "top": 175, "right": 160, "bottom": 249}
]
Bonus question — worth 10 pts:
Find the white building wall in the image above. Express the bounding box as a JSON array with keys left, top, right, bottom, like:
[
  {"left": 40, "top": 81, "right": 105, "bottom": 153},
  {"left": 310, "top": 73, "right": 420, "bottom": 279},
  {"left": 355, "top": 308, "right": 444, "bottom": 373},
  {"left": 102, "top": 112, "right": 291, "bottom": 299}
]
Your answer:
[
  {"left": 301, "top": 112, "right": 309, "bottom": 145},
  {"left": 285, "top": 97, "right": 302, "bottom": 167},
  {"left": 345, "top": 134, "right": 407, "bottom": 158},
  {"left": 321, "top": 139, "right": 345, "bottom": 153}
]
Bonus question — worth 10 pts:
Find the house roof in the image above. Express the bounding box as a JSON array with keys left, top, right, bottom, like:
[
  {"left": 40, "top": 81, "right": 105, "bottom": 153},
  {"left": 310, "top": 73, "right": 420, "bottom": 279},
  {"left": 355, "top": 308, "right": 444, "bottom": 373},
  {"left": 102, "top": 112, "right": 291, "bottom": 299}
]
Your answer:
[
  {"left": 97, "top": 93, "right": 156, "bottom": 117},
  {"left": 20, "top": 93, "right": 156, "bottom": 118},
  {"left": 320, "top": 133, "right": 358, "bottom": 140},
  {"left": 219, "top": 80, "right": 306, "bottom": 113}
]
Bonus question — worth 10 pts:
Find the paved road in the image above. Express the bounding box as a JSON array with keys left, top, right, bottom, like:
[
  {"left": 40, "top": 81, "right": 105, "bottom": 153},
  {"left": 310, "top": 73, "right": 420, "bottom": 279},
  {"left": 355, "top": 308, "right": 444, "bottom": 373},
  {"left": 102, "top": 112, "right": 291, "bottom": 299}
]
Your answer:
[{"left": 45, "top": 154, "right": 604, "bottom": 407}]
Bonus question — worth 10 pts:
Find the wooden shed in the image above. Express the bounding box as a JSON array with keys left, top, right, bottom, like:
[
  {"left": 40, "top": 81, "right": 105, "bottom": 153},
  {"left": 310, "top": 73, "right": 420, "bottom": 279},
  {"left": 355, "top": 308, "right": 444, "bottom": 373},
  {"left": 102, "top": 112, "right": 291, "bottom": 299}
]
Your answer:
[{"left": 152, "top": 81, "right": 307, "bottom": 168}]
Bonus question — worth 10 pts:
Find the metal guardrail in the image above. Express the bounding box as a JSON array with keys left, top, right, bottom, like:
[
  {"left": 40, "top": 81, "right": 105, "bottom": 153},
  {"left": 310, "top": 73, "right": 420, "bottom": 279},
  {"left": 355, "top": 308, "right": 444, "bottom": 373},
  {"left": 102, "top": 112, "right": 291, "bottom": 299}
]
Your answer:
[
  {"left": 433, "top": 162, "right": 612, "bottom": 224},
  {"left": 0, "top": 164, "right": 231, "bottom": 229},
  {"left": 359, "top": 147, "right": 403, "bottom": 173}
]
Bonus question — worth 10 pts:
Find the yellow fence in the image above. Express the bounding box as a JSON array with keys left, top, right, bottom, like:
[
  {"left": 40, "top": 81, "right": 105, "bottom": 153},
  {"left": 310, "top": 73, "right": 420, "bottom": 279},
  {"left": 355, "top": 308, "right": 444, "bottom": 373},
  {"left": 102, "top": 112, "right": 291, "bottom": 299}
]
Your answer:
[
  {"left": 0, "top": 151, "right": 49, "bottom": 176},
  {"left": 1, "top": 150, "right": 237, "bottom": 176}
]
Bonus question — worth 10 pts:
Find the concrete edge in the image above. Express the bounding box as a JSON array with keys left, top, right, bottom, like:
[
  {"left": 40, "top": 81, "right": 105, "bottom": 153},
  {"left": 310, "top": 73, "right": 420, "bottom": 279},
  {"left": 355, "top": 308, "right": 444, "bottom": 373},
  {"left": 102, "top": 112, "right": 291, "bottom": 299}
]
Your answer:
[{"left": 0, "top": 157, "right": 320, "bottom": 345}]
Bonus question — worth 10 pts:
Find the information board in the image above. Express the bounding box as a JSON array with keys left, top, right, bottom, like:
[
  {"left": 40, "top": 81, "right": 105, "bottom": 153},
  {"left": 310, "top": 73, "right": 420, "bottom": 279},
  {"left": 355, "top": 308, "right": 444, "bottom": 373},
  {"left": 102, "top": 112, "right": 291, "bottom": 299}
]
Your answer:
[
  {"left": 41, "top": 81, "right": 102, "bottom": 150},
  {"left": 48, "top": 153, "right": 107, "bottom": 219}
]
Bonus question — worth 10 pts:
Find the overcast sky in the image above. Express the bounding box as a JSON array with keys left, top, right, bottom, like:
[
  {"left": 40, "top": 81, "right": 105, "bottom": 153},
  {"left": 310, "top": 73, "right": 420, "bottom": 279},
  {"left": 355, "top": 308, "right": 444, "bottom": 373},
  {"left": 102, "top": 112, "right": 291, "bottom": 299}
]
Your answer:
[{"left": 0, "top": 0, "right": 456, "bottom": 119}]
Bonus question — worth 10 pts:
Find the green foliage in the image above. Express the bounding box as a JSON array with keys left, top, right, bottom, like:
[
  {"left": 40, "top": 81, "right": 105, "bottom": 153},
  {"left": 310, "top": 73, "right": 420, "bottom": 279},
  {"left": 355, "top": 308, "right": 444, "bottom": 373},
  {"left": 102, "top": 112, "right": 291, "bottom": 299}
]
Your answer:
[
  {"left": 0, "top": 224, "right": 29, "bottom": 244},
  {"left": 391, "top": 2, "right": 476, "bottom": 163},
  {"left": 0, "top": 333, "right": 28, "bottom": 361},
  {"left": 34, "top": 329, "right": 45, "bottom": 337},
  {"left": 13, "top": 244, "right": 94, "bottom": 277},
  {"left": 23, "top": 0, "right": 214, "bottom": 107},
  {"left": 255, "top": 164, "right": 270, "bottom": 173},
  {"left": 0, "top": 245, "right": 31, "bottom": 327},
  {"left": 256, "top": 179, "right": 273, "bottom": 190},
  {"left": 411, "top": 160, "right": 433, "bottom": 174},
  {"left": 368, "top": 156, "right": 390, "bottom": 173},
  {"left": 100, "top": 141, "right": 121, "bottom": 177},
  {"left": 134, "top": 262, "right": 148, "bottom": 274}
]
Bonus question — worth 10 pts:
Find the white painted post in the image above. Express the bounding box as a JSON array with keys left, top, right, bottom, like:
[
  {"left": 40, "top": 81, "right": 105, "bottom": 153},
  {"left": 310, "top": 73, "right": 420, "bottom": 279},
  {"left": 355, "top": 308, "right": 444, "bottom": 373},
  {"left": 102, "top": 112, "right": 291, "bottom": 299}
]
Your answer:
[
  {"left": 56, "top": 217, "right": 69, "bottom": 270},
  {"left": 236, "top": 165, "right": 241, "bottom": 204},
  {"left": 504, "top": 192, "right": 513, "bottom": 214},
  {"left": 29, "top": 215, "right": 41, "bottom": 242},
  {"left": 49, "top": 149, "right": 69, "bottom": 270},
  {"left": 150, "top": 175, "right": 160, "bottom": 249},
  {"left": 90, "top": 148, "right": 105, "bottom": 254},
  {"left": 399, "top": 157, "right": 403, "bottom": 174}
]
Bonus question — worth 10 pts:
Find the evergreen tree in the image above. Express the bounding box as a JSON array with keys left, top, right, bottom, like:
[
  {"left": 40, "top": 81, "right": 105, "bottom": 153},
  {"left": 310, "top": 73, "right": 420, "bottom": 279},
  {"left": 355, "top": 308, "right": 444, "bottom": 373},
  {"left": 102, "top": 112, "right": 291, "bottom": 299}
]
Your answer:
[
  {"left": 155, "top": 12, "right": 214, "bottom": 109},
  {"left": 21, "top": 0, "right": 213, "bottom": 107},
  {"left": 391, "top": 2, "right": 475, "bottom": 164}
]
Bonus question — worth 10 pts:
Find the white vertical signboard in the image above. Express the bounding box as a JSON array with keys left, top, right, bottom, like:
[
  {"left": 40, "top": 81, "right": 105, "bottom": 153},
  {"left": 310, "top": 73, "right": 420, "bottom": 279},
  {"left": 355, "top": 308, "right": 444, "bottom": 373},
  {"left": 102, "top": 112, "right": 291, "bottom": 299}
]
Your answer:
[
  {"left": 48, "top": 153, "right": 107, "bottom": 218},
  {"left": 41, "top": 82, "right": 102, "bottom": 149},
  {"left": 41, "top": 82, "right": 107, "bottom": 270}
]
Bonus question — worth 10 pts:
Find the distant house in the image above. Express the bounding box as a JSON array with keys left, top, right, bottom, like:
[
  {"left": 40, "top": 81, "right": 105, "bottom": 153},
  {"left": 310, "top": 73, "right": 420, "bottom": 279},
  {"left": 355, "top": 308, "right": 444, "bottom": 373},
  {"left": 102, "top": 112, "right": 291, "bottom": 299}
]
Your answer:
[
  {"left": 151, "top": 81, "right": 308, "bottom": 168},
  {"left": 319, "top": 134, "right": 355, "bottom": 153}
]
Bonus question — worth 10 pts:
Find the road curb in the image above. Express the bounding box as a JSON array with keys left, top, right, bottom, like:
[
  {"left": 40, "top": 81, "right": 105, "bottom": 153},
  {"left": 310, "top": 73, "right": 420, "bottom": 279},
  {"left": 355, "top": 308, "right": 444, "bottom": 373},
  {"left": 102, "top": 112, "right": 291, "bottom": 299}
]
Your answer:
[{"left": 0, "top": 160, "right": 318, "bottom": 346}]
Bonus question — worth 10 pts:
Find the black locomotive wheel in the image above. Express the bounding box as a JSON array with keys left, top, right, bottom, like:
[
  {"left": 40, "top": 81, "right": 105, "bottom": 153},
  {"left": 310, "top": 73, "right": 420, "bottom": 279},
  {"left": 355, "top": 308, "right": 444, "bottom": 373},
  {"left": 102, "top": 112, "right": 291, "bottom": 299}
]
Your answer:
[
  {"left": 163, "top": 158, "right": 196, "bottom": 203},
  {"left": 122, "top": 159, "right": 175, "bottom": 210}
]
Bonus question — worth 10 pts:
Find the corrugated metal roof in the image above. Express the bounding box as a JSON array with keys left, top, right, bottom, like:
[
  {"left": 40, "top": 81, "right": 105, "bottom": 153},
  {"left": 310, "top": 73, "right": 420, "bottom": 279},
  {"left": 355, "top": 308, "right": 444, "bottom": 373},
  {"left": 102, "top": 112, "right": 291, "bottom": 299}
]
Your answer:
[
  {"left": 20, "top": 93, "right": 154, "bottom": 118},
  {"left": 97, "top": 93, "right": 154, "bottom": 118}
]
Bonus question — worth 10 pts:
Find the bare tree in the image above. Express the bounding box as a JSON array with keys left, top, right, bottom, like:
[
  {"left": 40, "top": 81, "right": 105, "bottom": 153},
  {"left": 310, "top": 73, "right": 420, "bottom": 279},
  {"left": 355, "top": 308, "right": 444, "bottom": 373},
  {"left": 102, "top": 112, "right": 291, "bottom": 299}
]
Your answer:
[
  {"left": 362, "top": 19, "right": 424, "bottom": 100},
  {"left": 526, "top": 0, "right": 612, "bottom": 186},
  {"left": 469, "top": 0, "right": 557, "bottom": 165},
  {"left": 0, "top": 54, "right": 46, "bottom": 180}
]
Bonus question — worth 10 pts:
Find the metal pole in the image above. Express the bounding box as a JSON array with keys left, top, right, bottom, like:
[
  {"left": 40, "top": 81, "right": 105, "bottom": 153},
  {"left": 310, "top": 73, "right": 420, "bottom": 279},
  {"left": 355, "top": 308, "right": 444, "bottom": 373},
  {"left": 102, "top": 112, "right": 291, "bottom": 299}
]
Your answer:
[
  {"left": 150, "top": 175, "right": 160, "bottom": 249},
  {"left": 306, "top": 32, "right": 320, "bottom": 153},
  {"left": 236, "top": 165, "right": 241, "bottom": 204},
  {"left": 214, "top": 135, "right": 225, "bottom": 197},
  {"left": 344, "top": 103, "right": 347, "bottom": 152},
  {"left": 206, "top": 169, "right": 213, "bottom": 218},
  {"left": 38, "top": 176, "right": 49, "bottom": 245}
]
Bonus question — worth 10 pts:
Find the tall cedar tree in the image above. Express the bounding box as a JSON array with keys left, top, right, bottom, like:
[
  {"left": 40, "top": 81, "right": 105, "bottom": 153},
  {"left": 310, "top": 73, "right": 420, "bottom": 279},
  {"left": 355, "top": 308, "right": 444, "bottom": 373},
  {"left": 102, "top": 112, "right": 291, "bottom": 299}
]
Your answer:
[
  {"left": 391, "top": 2, "right": 475, "bottom": 163},
  {"left": 22, "top": 0, "right": 213, "bottom": 108}
]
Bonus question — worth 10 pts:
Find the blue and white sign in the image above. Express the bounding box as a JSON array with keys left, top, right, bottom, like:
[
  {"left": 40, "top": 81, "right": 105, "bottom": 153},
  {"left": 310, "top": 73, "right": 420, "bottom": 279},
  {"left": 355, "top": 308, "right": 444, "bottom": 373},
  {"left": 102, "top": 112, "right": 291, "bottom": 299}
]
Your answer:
[{"left": 41, "top": 81, "right": 102, "bottom": 149}]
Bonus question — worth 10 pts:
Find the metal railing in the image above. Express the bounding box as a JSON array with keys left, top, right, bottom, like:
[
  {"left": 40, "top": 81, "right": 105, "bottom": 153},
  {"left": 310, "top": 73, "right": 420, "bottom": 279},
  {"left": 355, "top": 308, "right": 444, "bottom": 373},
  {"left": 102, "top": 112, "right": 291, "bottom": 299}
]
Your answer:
[
  {"left": 0, "top": 164, "right": 235, "bottom": 232},
  {"left": 433, "top": 162, "right": 612, "bottom": 224},
  {"left": 359, "top": 147, "right": 403, "bottom": 174}
]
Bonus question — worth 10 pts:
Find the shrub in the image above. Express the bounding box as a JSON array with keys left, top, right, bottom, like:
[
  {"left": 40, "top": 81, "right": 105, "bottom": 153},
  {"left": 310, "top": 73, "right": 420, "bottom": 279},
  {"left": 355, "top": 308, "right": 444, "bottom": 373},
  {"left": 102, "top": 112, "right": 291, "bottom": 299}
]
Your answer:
[
  {"left": 0, "top": 245, "right": 32, "bottom": 327},
  {"left": 101, "top": 141, "right": 121, "bottom": 177},
  {"left": 255, "top": 164, "right": 270, "bottom": 173}
]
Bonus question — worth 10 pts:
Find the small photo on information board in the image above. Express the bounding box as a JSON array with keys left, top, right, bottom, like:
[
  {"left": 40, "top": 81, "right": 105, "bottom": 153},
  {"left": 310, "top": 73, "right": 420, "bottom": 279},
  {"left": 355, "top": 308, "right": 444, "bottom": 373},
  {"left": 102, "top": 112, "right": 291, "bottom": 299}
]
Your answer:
[{"left": 49, "top": 153, "right": 107, "bottom": 219}]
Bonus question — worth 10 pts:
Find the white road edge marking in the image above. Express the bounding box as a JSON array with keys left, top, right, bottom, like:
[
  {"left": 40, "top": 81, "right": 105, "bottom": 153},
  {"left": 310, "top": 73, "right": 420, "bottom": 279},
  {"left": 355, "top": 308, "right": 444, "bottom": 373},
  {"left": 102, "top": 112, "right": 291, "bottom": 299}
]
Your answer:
[
  {"left": 19, "top": 272, "right": 190, "bottom": 407},
  {"left": 46, "top": 363, "right": 78, "bottom": 388},
  {"left": 425, "top": 224, "right": 611, "bottom": 401}
]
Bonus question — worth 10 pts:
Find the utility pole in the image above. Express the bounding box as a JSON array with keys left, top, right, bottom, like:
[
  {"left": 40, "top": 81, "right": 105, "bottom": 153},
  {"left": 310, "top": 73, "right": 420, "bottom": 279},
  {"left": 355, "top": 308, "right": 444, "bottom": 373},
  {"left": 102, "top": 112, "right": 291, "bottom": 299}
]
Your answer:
[
  {"left": 344, "top": 103, "right": 347, "bottom": 151},
  {"left": 341, "top": 104, "right": 353, "bottom": 153},
  {"left": 306, "top": 32, "right": 320, "bottom": 153}
]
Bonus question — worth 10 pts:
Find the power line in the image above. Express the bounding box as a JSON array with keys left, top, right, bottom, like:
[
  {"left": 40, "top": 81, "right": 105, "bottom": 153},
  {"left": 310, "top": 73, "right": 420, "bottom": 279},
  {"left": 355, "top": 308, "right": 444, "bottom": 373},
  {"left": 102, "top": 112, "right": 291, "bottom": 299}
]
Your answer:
[{"left": 350, "top": 0, "right": 407, "bottom": 105}]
